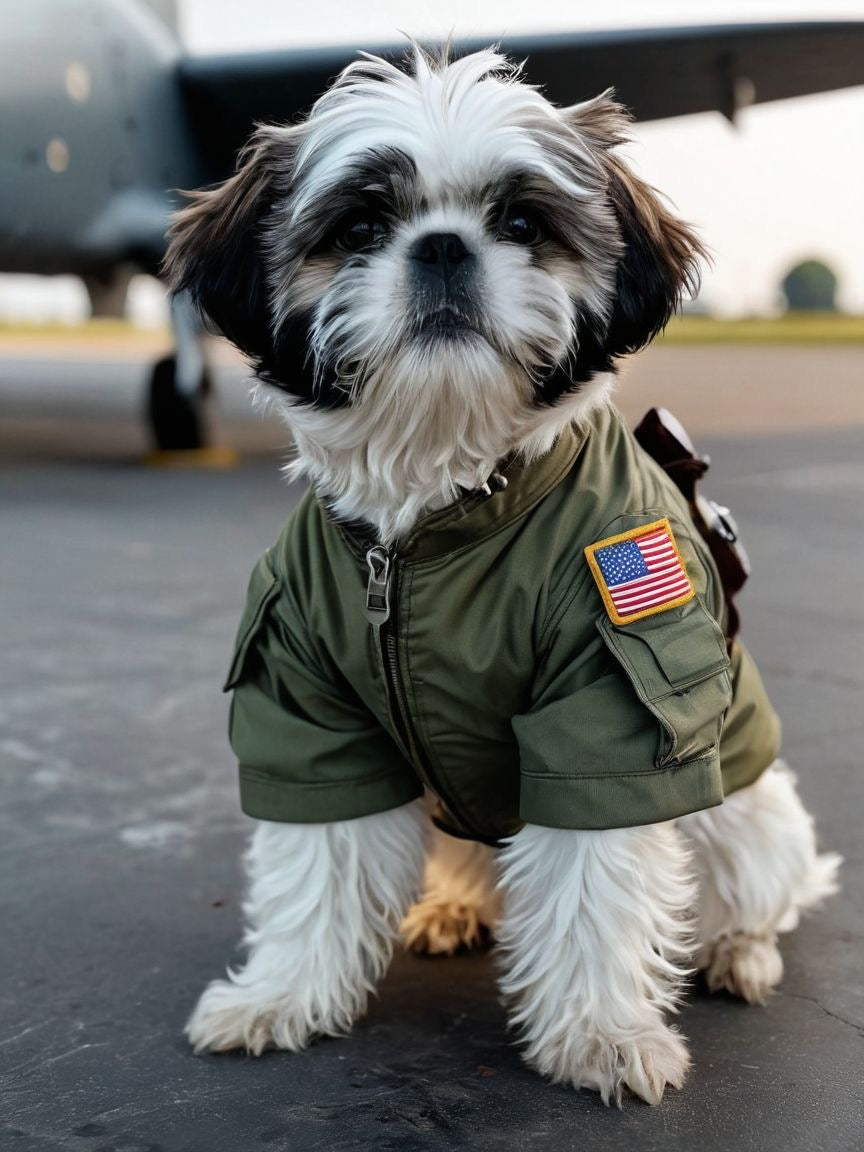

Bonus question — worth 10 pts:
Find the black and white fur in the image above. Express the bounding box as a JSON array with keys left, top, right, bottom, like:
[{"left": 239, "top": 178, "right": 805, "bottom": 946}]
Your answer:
[{"left": 166, "top": 46, "right": 839, "bottom": 1105}]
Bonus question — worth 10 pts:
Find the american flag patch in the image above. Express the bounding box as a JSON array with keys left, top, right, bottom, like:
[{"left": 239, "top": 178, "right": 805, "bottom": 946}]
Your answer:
[{"left": 585, "top": 518, "right": 695, "bottom": 625}]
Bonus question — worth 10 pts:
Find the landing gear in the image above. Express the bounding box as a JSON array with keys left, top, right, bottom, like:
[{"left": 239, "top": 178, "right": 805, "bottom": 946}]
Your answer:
[
  {"left": 145, "top": 288, "right": 212, "bottom": 453},
  {"left": 146, "top": 354, "right": 211, "bottom": 451}
]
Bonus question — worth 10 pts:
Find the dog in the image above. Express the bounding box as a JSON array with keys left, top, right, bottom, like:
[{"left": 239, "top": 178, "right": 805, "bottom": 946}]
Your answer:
[{"left": 165, "top": 46, "right": 840, "bottom": 1106}]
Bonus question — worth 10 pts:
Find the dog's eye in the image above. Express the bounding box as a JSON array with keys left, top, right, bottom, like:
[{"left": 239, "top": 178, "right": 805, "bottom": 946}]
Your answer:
[
  {"left": 339, "top": 213, "right": 387, "bottom": 252},
  {"left": 499, "top": 208, "right": 542, "bottom": 245}
]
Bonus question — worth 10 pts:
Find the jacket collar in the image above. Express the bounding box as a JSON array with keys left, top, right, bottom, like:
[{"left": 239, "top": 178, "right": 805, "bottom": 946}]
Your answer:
[{"left": 334, "top": 421, "right": 588, "bottom": 562}]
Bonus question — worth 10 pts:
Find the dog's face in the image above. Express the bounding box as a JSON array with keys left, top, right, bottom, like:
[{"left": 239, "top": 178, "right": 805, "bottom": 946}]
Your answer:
[
  {"left": 166, "top": 48, "right": 704, "bottom": 539},
  {"left": 166, "top": 48, "right": 702, "bottom": 412}
]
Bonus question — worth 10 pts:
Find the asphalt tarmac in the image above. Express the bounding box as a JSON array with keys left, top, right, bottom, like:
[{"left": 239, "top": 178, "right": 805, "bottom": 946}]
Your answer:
[{"left": 1, "top": 345, "right": 862, "bottom": 1151}]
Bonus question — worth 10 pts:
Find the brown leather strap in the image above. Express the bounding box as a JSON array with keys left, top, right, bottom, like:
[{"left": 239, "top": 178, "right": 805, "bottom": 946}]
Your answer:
[{"left": 634, "top": 407, "right": 750, "bottom": 647}]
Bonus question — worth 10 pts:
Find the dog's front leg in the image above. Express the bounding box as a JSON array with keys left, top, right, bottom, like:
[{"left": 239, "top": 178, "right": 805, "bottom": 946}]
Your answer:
[
  {"left": 496, "top": 822, "right": 695, "bottom": 1106},
  {"left": 186, "top": 799, "right": 428, "bottom": 1054}
]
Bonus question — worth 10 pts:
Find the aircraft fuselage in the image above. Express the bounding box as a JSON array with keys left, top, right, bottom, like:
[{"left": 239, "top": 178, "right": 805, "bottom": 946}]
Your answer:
[{"left": 0, "top": 0, "right": 201, "bottom": 277}]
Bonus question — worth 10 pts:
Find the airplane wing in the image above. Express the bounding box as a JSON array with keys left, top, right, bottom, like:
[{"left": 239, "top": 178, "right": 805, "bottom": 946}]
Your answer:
[{"left": 179, "top": 21, "right": 864, "bottom": 178}]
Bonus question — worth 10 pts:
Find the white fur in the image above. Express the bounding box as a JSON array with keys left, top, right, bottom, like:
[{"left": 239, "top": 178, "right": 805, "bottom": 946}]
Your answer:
[
  {"left": 678, "top": 761, "right": 841, "bottom": 1003},
  {"left": 286, "top": 50, "right": 601, "bottom": 219},
  {"left": 186, "top": 800, "right": 428, "bottom": 1054},
  {"left": 186, "top": 761, "right": 839, "bottom": 1104},
  {"left": 260, "top": 371, "right": 611, "bottom": 546},
  {"left": 495, "top": 822, "right": 695, "bottom": 1106}
]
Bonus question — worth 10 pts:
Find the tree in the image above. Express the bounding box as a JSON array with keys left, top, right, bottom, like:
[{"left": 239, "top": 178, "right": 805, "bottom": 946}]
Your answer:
[{"left": 781, "top": 260, "right": 838, "bottom": 312}]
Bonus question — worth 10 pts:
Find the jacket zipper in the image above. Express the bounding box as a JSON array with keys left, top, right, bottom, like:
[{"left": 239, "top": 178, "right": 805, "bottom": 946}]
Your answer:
[
  {"left": 364, "top": 544, "right": 474, "bottom": 831},
  {"left": 365, "top": 546, "right": 409, "bottom": 756}
]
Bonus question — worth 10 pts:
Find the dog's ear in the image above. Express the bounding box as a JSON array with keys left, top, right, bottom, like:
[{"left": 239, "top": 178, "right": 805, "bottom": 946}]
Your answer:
[
  {"left": 565, "top": 91, "right": 706, "bottom": 361},
  {"left": 563, "top": 88, "right": 632, "bottom": 153},
  {"left": 603, "top": 157, "right": 706, "bottom": 357},
  {"left": 163, "top": 125, "right": 298, "bottom": 363}
]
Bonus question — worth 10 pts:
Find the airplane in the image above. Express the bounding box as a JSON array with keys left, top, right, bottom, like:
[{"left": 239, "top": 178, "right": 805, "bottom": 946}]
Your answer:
[{"left": 3, "top": 0, "right": 864, "bottom": 452}]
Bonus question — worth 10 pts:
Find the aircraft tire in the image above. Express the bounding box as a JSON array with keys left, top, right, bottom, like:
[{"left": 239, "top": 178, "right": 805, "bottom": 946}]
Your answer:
[{"left": 146, "top": 355, "right": 210, "bottom": 451}]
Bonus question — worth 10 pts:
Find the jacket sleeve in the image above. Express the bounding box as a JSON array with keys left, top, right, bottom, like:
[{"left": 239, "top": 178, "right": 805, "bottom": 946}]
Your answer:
[
  {"left": 513, "top": 512, "right": 734, "bottom": 829},
  {"left": 224, "top": 551, "right": 422, "bottom": 823}
]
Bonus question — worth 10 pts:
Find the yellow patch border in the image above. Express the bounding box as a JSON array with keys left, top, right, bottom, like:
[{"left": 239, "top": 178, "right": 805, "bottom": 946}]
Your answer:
[{"left": 584, "top": 517, "right": 695, "bottom": 625}]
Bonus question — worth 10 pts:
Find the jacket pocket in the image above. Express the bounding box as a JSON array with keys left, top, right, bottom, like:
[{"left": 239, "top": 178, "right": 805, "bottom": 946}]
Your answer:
[
  {"left": 597, "top": 596, "right": 732, "bottom": 768},
  {"left": 223, "top": 552, "right": 281, "bottom": 692}
]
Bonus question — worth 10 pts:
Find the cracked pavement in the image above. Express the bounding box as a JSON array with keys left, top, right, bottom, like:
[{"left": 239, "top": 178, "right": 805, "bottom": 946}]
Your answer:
[{"left": 1, "top": 346, "right": 862, "bottom": 1151}]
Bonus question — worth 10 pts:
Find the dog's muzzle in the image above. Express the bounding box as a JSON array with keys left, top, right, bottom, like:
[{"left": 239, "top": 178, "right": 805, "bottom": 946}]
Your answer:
[{"left": 409, "top": 232, "right": 482, "bottom": 335}]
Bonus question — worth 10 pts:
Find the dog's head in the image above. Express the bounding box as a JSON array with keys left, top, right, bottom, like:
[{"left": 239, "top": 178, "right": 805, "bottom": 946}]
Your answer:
[{"left": 165, "top": 47, "right": 704, "bottom": 536}]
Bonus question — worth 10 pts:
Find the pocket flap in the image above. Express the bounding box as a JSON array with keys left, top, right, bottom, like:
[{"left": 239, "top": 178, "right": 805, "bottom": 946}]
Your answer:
[
  {"left": 223, "top": 553, "right": 281, "bottom": 692},
  {"left": 598, "top": 597, "right": 729, "bottom": 698},
  {"left": 597, "top": 597, "right": 732, "bottom": 768}
]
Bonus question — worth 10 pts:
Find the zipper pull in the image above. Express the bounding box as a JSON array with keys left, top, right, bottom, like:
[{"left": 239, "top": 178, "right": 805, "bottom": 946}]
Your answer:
[
  {"left": 365, "top": 546, "right": 392, "bottom": 625},
  {"left": 478, "top": 471, "right": 509, "bottom": 497}
]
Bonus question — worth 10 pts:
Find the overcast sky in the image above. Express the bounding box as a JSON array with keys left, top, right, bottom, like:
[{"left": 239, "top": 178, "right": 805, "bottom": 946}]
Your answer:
[
  {"left": 3, "top": 1, "right": 862, "bottom": 322},
  {"left": 181, "top": 0, "right": 864, "bottom": 52}
]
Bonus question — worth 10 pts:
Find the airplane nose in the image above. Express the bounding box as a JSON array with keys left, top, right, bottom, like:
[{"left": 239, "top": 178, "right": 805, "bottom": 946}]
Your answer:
[{"left": 409, "top": 232, "right": 473, "bottom": 277}]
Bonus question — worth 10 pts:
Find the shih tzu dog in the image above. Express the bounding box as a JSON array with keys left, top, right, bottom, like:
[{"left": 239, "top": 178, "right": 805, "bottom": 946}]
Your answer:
[{"left": 165, "top": 46, "right": 839, "bottom": 1105}]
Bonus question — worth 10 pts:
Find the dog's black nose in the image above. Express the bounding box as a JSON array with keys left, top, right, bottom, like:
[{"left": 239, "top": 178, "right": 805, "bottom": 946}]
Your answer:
[{"left": 410, "top": 232, "right": 473, "bottom": 278}]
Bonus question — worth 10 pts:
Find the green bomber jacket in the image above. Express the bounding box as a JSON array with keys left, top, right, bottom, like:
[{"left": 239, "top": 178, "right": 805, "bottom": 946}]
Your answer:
[{"left": 224, "top": 403, "right": 781, "bottom": 843}]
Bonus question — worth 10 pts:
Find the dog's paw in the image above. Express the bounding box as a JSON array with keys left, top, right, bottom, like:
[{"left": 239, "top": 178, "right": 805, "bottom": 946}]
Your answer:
[
  {"left": 401, "top": 898, "right": 491, "bottom": 955},
  {"left": 185, "top": 978, "right": 320, "bottom": 1055},
  {"left": 535, "top": 1024, "right": 690, "bottom": 1107},
  {"left": 702, "top": 932, "right": 783, "bottom": 1004}
]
